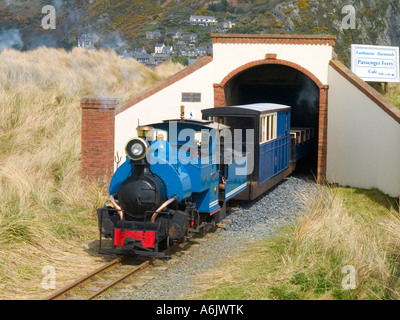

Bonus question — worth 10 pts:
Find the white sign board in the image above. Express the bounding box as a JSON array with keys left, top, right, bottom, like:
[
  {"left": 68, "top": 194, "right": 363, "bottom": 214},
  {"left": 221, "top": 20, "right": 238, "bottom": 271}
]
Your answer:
[{"left": 351, "top": 44, "right": 399, "bottom": 82}]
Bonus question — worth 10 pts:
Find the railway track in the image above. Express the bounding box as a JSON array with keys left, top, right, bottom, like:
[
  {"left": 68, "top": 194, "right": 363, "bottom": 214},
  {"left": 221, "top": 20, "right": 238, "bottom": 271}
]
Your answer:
[
  {"left": 45, "top": 220, "right": 232, "bottom": 300},
  {"left": 45, "top": 257, "right": 152, "bottom": 300}
]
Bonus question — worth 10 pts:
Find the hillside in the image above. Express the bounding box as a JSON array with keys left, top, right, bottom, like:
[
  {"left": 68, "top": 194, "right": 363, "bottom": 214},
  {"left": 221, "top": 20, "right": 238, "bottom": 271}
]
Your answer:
[{"left": 0, "top": 0, "right": 399, "bottom": 66}]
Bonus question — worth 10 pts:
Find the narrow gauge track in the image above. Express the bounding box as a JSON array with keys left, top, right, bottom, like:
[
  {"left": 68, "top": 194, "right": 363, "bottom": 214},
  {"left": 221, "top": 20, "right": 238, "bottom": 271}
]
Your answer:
[
  {"left": 45, "top": 220, "right": 231, "bottom": 300},
  {"left": 45, "top": 257, "right": 151, "bottom": 300}
]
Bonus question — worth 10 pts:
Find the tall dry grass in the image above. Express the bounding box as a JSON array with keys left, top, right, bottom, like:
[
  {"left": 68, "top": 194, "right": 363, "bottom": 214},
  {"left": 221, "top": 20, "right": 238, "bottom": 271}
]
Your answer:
[
  {"left": 285, "top": 187, "right": 400, "bottom": 299},
  {"left": 0, "top": 47, "right": 184, "bottom": 299},
  {"left": 194, "top": 186, "right": 400, "bottom": 300}
]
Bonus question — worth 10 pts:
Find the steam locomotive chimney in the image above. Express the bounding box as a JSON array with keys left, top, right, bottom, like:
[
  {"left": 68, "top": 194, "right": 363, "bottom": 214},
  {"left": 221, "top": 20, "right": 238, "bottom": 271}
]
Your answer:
[{"left": 132, "top": 159, "right": 149, "bottom": 178}]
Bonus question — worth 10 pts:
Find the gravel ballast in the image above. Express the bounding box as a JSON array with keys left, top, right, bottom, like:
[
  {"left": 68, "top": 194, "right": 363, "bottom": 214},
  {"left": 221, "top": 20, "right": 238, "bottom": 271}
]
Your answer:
[{"left": 101, "top": 172, "right": 318, "bottom": 300}]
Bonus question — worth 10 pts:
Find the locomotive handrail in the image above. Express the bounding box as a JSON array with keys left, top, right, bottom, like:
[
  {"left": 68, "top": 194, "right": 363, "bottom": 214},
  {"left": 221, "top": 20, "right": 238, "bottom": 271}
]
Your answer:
[
  {"left": 150, "top": 196, "right": 178, "bottom": 223},
  {"left": 110, "top": 195, "right": 124, "bottom": 220}
]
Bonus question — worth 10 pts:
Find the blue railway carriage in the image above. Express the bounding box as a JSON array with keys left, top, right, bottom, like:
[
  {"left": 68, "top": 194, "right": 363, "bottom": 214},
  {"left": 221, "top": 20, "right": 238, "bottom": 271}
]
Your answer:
[
  {"left": 289, "top": 127, "right": 315, "bottom": 166},
  {"left": 202, "top": 103, "right": 293, "bottom": 200}
]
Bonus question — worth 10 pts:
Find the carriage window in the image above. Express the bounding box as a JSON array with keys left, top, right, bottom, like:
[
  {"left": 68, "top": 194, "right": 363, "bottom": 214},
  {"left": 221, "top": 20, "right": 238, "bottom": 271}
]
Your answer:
[
  {"left": 194, "top": 131, "right": 203, "bottom": 148},
  {"left": 261, "top": 116, "right": 266, "bottom": 142},
  {"left": 209, "top": 116, "right": 226, "bottom": 125},
  {"left": 194, "top": 131, "right": 213, "bottom": 157},
  {"left": 260, "top": 113, "right": 277, "bottom": 143},
  {"left": 146, "top": 129, "right": 168, "bottom": 142}
]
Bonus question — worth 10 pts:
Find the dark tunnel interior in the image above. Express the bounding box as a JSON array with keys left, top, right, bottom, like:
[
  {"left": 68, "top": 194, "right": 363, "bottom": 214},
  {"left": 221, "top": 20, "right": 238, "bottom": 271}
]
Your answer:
[{"left": 224, "top": 64, "right": 320, "bottom": 175}]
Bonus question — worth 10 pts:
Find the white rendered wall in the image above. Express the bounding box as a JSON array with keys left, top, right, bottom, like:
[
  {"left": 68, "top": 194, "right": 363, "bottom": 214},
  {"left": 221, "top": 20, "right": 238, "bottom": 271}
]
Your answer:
[
  {"left": 212, "top": 43, "right": 333, "bottom": 85},
  {"left": 327, "top": 65, "right": 400, "bottom": 197},
  {"left": 115, "top": 42, "right": 334, "bottom": 162},
  {"left": 114, "top": 61, "right": 215, "bottom": 163}
]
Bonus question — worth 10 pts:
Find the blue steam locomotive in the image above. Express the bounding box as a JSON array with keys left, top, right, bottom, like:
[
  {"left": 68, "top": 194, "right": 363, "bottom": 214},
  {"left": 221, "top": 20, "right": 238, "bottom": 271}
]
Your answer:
[{"left": 97, "top": 103, "right": 314, "bottom": 257}]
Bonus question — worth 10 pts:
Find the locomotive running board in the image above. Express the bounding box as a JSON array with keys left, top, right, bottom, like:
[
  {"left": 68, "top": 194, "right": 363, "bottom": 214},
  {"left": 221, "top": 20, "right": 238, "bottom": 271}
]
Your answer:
[{"left": 99, "top": 248, "right": 171, "bottom": 259}]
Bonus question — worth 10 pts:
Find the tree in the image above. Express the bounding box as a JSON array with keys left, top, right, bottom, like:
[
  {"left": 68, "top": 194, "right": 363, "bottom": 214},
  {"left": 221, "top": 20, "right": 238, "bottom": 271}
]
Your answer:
[
  {"left": 196, "top": 7, "right": 208, "bottom": 16},
  {"left": 172, "top": 55, "right": 188, "bottom": 66}
]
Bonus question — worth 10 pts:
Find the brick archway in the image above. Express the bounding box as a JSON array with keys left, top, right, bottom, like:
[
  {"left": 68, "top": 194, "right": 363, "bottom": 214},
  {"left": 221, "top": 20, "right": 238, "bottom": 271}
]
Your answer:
[{"left": 213, "top": 57, "right": 329, "bottom": 183}]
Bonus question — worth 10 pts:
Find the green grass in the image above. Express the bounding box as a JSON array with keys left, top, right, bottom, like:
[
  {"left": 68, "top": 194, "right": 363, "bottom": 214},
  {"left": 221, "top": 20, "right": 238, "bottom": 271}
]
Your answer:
[
  {"left": 385, "top": 84, "right": 400, "bottom": 110},
  {"left": 193, "top": 186, "right": 400, "bottom": 300},
  {"left": 370, "top": 82, "right": 400, "bottom": 110}
]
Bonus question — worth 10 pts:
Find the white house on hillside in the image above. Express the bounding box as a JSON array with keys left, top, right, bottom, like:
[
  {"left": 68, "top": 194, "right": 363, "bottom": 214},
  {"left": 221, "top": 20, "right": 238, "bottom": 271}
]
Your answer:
[
  {"left": 146, "top": 30, "right": 161, "bottom": 40},
  {"left": 189, "top": 15, "right": 217, "bottom": 26},
  {"left": 155, "top": 44, "right": 173, "bottom": 55},
  {"left": 77, "top": 33, "right": 95, "bottom": 49},
  {"left": 221, "top": 20, "right": 236, "bottom": 30},
  {"left": 155, "top": 43, "right": 165, "bottom": 54}
]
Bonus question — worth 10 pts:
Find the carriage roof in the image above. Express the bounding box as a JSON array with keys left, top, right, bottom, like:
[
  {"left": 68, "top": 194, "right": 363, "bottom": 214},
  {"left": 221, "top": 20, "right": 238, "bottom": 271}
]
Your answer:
[
  {"left": 148, "top": 118, "right": 230, "bottom": 131},
  {"left": 202, "top": 103, "right": 291, "bottom": 117}
]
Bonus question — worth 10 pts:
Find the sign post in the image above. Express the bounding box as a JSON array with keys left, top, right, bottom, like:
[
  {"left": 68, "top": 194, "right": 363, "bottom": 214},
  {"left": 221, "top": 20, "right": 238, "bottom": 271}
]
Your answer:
[{"left": 351, "top": 44, "right": 399, "bottom": 83}]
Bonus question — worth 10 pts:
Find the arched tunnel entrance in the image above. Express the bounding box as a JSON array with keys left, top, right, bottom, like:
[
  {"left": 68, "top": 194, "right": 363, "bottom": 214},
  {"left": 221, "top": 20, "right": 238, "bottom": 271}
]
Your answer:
[{"left": 213, "top": 59, "right": 328, "bottom": 183}]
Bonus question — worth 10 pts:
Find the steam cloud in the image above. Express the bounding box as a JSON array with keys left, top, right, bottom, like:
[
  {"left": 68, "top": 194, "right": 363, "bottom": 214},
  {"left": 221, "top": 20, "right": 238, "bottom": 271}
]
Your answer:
[
  {"left": 0, "top": 28, "right": 23, "bottom": 51},
  {"left": 296, "top": 80, "right": 319, "bottom": 112},
  {"left": 0, "top": 0, "right": 127, "bottom": 52}
]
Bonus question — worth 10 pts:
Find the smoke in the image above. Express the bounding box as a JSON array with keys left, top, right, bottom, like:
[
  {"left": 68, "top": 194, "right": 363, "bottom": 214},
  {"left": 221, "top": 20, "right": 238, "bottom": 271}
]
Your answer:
[
  {"left": 52, "top": 0, "right": 63, "bottom": 11},
  {"left": 293, "top": 80, "right": 319, "bottom": 127},
  {"left": 60, "top": 9, "right": 85, "bottom": 34},
  {"left": 0, "top": 28, "right": 23, "bottom": 51},
  {"left": 296, "top": 80, "right": 319, "bottom": 112},
  {"left": 102, "top": 32, "right": 127, "bottom": 51},
  {"left": 0, "top": 0, "right": 126, "bottom": 53},
  {"left": 24, "top": 31, "right": 59, "bottom": 50}
]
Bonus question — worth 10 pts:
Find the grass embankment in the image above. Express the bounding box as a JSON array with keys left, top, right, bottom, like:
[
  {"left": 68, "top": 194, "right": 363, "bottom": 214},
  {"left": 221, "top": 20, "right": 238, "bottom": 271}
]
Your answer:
[
  {"left": 385, "top": 83, "right": 400, "bottom": 110},
  {"left": 0, "top": 47, "right": 184, "bottom": 299},
  {"left": 372, "top": 82, "right": 400, "bottom": 110},
  {"left": 195, "top": 186, "right": 400, "bottom": 300}
]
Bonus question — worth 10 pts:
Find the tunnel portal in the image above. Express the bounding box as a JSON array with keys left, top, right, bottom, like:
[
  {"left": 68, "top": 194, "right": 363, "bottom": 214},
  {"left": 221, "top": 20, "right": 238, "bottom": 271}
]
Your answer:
[{"left": 224, "top": 64, "right": 320, "bottom": 174}]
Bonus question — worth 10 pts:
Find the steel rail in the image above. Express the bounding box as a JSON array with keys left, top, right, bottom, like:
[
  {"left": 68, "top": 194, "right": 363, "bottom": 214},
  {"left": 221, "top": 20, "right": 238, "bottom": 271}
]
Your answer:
[
  {"left": 86, "top": 260, "right": 150, "bottom": 300},
  {"left": 45, "top": 258, "right": 122, "bottom": 300}
]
